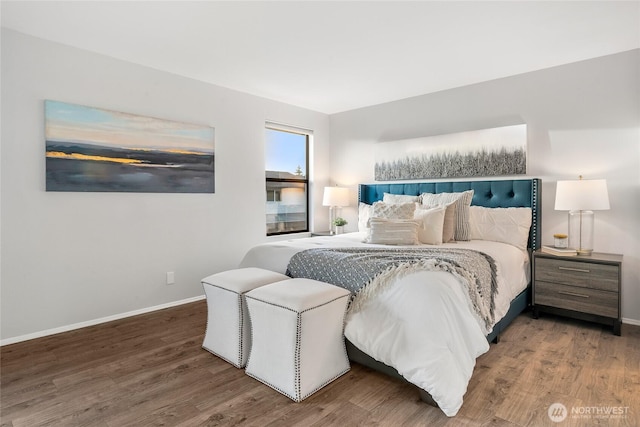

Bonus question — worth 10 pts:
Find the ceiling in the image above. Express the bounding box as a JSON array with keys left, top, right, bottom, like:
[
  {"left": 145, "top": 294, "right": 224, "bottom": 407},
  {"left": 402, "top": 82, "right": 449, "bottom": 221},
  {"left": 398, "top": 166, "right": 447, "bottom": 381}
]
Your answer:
[{"left": 2, "top": 1, "right": 639, "bottom": 114}]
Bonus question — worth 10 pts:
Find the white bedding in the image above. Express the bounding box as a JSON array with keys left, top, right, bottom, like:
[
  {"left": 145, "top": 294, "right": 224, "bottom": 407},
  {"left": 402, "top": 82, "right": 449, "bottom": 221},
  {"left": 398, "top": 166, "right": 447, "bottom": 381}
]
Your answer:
[{"left": 239, "top": 232, "right": 529, "bottom": 416}]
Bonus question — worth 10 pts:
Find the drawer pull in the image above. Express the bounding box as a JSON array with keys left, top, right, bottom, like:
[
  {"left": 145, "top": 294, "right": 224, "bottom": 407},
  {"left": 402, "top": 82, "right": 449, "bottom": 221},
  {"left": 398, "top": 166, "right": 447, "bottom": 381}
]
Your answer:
[
  {"left": 558, "top": 266, "right": 590, "bottom": 273},
  {"left": 558, "top": 290, "right": 590, "bottom": 298}
]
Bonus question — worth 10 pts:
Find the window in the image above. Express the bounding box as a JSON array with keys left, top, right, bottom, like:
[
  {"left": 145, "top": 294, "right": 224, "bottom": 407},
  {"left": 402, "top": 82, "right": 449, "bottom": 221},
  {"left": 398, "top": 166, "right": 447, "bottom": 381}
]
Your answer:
[{"left": 265, "top": 124, "right": 309, "bottom": 235}]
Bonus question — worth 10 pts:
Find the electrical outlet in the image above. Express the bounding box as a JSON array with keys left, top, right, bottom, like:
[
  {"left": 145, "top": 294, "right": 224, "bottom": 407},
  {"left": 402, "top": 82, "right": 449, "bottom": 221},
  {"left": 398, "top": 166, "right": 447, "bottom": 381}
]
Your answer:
[{"left": 166, "top": 271, "right": 175, "bottom": 285}]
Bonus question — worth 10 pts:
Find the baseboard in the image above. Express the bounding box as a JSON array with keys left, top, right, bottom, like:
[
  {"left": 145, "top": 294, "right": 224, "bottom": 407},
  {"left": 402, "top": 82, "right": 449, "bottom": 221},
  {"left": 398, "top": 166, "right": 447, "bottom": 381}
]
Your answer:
[
  {"left": 0, "top": 295, "right": 206, "bottom": 346},
  {"left": 3, "top": 298, "right": 637, "bottom": 346}
]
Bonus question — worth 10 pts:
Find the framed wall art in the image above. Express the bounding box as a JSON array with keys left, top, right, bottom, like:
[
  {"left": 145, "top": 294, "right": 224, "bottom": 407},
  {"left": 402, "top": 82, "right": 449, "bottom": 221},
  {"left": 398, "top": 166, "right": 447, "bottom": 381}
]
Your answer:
[
  {"left": 374, "top": 124, "right": 526, "bottom": 181},
  {"left": 45, "top": 100, "right": 215, "bottom": 193}
]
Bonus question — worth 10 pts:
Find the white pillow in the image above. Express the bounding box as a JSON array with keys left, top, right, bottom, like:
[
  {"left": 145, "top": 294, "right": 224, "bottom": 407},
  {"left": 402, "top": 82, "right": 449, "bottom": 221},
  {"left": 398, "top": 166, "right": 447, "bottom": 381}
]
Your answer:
[
  {"left": 413, "top": 205, "right": 446, "bottom": 245},
  {"left": 421, "top": 190, "right": 474, "bottom": 241},
  {"left": 383, "top": 193, "right": 420, "bottom": 204},
  {"left": 372, "top": 201, "right": 416, "bottom": 220},
  {"left": 469, "top": 206, "right": 532, "bottom": 250},
  {"left": 365, "top": 218, "right": 421, "bottom": 245},
  {"left": 358, "top": 202, "right": 373, "bottom": 232},
  {"left": 423, "top": 201, "right": 456, "bottom": 243}
]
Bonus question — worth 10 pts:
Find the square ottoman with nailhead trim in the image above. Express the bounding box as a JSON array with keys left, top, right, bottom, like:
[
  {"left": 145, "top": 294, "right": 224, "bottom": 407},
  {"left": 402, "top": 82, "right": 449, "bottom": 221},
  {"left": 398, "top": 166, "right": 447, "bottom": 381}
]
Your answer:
[
  {"left": 201, "top": 267, "right": 290, "bottom": 368},
  {"left": 244, "top": 278, "right": 351, "bottom": 402}
]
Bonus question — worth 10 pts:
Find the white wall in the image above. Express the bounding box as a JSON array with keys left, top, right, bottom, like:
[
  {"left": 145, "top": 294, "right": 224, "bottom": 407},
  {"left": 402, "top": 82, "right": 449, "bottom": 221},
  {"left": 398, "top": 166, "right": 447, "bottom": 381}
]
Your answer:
[
  {"left": 3, "top": 30, "right": 638, "bottom": 343},
  {"left": 0, "top": 30, "right": 331, "bottom": 343},
  {"left": 330, "top": 49, "right": 640, "bottom": 324}
]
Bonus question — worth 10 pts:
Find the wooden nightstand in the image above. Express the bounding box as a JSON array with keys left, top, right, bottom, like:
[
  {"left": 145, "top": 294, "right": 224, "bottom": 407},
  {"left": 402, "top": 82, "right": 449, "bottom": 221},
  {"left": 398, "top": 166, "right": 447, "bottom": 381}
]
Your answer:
[{"left": 532, "top": 251, "right": 622, "bottom": 335}]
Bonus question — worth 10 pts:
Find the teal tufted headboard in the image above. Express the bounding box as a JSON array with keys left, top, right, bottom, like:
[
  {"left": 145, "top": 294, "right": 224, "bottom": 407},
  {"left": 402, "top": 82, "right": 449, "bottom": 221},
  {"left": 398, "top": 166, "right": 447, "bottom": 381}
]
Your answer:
[{"left": 358, "top": 178, "right": 541, "bottom": 250}]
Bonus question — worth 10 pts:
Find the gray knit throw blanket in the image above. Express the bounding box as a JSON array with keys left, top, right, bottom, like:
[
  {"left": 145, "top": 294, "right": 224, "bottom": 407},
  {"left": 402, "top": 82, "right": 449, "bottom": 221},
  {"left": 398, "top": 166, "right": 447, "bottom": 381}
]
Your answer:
[{"left": 286, "top": 247, "right": 498, "bottom": 333}]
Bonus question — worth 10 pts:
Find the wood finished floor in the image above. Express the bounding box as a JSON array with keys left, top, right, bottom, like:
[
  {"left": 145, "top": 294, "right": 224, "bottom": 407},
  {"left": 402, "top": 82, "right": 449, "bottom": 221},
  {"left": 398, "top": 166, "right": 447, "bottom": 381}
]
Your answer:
[{"left": 1, "top": 300, "right": 638, "bottom": 427}]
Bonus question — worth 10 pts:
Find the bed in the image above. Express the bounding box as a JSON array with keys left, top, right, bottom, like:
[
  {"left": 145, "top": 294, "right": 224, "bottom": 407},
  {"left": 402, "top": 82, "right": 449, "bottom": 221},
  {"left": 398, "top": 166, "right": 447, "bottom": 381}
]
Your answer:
[{"left": 240, "top": 178, "right": 541, "bottom": 416}]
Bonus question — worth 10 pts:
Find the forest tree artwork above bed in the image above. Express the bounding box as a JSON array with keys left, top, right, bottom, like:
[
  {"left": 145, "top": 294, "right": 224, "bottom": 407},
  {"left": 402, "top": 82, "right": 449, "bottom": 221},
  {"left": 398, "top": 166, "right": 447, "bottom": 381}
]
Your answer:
[{"left": 374, "top": 124, "right": 526, "bottom": 180}]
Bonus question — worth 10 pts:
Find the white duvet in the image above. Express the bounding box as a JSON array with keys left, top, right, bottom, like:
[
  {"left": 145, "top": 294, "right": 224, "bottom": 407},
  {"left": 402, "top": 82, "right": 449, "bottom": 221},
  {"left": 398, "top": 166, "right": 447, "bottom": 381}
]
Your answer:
[{"left": 239, "top": 232, "right": 529, "bottom": 416}]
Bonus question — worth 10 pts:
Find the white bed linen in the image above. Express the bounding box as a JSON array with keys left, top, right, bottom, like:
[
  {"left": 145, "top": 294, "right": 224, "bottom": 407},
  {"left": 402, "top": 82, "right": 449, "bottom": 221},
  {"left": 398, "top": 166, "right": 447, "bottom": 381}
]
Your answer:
[{"left": 239, "top": 232, "right": 529, "bottom": 416}]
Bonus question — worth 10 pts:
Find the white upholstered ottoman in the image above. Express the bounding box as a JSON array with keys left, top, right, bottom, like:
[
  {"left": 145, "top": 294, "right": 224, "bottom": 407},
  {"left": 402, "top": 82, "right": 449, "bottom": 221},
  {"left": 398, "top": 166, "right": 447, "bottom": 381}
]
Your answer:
[
  {"left": 201, "top": 267, "right": 290, "bottom": 368},
  {"left": 244, "top": 278, "right": 351, "bottom": 402}
]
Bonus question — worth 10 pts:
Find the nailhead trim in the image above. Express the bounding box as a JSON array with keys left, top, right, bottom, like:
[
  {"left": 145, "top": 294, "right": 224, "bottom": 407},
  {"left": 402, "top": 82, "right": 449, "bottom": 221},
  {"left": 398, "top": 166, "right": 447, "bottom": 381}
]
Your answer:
[
  {"left": 201, "top": 281, "right": 251, "bottom": 369},
  {"left": 201, "top": 346, "right": 242, "bottom": 369},
  {"left": 245, "top": 291, "right": 351, "bottom": 402},
  {"left": 531, "top": 178, "right": 540, "bottom": 250},
  {"left": 298, "top": 294, "right": 351, "bottom": 401},
  {"left": 294, "top": 311, "right": 302, "bottom": 400}
]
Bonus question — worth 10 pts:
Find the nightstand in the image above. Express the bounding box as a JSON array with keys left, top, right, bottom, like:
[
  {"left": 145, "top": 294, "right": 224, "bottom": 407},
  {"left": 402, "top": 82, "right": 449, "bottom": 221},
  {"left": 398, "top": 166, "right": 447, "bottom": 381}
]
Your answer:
[{"left": 532, "top": 251, "right": 622, "bottom": 335}]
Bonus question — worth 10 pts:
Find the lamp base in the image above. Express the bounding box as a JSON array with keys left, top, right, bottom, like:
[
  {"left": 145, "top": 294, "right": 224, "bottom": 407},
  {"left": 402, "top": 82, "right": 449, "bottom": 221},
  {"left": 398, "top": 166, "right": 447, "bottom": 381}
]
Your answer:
[
  {"left": 329, "top": 206, "right": 341, "bottom": 235},
  {"left": 568, "top": 210, "right": 595, "bottom": 256}
]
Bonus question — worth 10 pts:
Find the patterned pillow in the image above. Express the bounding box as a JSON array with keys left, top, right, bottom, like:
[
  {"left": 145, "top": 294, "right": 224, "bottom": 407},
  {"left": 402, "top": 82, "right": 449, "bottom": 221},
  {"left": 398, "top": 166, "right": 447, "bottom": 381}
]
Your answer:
[
  {"left": 372, "top": 201, "right": 416, "bottom": 220},
  {"left": 382, "top": 193, "right": 420, "bottom": 204},
  {"left": 365, "top": 218, "right": 421, "bottom": 245},
  {"left": 421, "top": 190, "right": 474, "bottom": 241}
]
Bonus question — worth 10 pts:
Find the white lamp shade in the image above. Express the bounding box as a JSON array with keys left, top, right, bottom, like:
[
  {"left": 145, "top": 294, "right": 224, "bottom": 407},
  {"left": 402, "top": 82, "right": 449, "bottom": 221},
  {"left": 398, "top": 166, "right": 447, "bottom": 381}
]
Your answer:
[
  {"left": 322, "top": 187, "right": 349, "bottom": 207},
  {"left": 555, "top": 179, "right": 610, "bottom": 211}
]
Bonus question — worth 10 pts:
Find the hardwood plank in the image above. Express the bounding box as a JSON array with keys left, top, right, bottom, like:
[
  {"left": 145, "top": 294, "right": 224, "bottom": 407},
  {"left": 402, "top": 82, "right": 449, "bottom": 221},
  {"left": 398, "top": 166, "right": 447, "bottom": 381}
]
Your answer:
[
  {"left": 461, "top": 354, "right": 522, "bottom": 423},
  {"left": 1, "top": 302, "right": 639, "bottom": 427},
  {"left": 308, "top": 401, "right": 372, "bottom": 426}
]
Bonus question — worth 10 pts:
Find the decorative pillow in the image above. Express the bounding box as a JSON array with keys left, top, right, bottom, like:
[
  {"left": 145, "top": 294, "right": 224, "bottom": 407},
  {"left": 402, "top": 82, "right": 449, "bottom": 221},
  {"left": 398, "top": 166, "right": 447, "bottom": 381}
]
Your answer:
[
  {"left": 413, "top": 205, "right": 446, "bottom": 245},
  {"left": 358, "top": 202, "right": 373, "bottom": 232},
  {"left": 423, "top": 201, "right": 456, "bottom": 243},
  {"left": 469, "top": 206, "right": 532, "bottom": 250},
  {"left": 383, "top": 193, "right": 420, "bottom": 204},
  {"left": 421, "top": 190, "right": 474, "bottom": 241},
  {"left": 365, "top": 218, "right": 421, "bottom": 245},
  {"left": 372, "top": 201, "right": 416, "bottom": 220}
]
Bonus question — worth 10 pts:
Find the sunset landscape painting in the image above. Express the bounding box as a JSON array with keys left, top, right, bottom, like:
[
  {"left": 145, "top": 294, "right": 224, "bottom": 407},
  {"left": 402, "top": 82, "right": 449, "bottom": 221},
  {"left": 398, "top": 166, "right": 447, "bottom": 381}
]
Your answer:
[{"left": 45, "top": 100, "right": 215, "bottom": 193}]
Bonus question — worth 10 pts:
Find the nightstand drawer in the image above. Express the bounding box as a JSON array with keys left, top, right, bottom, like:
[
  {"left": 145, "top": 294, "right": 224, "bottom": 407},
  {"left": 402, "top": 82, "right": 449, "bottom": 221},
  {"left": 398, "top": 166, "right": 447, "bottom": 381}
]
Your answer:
[
  {"left": 535, "top": 258, "right": 619, "bottom": 292},
  {"left": 535, "top": 281, "right": 618, "bottom": 318}
]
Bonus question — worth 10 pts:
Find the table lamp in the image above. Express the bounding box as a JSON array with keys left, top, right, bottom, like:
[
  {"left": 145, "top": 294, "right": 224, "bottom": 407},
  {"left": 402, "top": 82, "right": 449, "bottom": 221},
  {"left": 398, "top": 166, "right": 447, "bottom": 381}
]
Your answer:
[
  {"left": 322, "top": 187, "right": 349, "bottom": 235},
  {"left": 554, "top": 176, "right": 609, "bottom": 255}
]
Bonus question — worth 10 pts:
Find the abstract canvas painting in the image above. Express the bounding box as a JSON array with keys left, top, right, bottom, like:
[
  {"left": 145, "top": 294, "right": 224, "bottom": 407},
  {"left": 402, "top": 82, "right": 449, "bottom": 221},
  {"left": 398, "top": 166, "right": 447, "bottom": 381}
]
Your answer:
[
  {"left": 375, "top": 124, "right": 526, "bottom": 181},
  {"left": 45, "top": 100, "right": 215, "bottom": 193}
]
